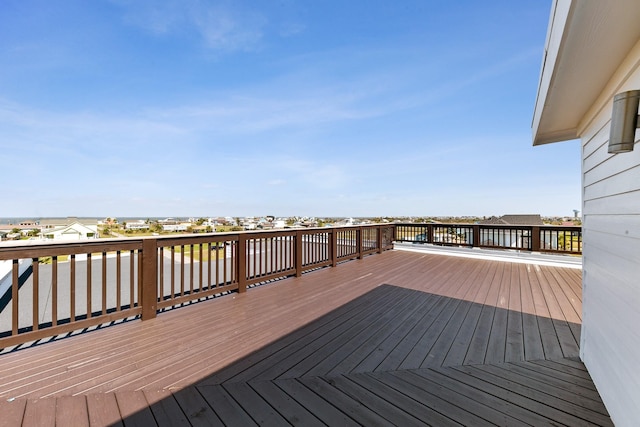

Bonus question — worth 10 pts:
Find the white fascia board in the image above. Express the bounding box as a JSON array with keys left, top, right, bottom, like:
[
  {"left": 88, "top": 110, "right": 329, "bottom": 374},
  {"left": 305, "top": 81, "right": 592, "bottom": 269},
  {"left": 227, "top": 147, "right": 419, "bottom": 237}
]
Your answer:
[
  {"left": 532, "top": 1, "right": 640, "bottom": 146},
  {"left": 532, "top": 0, "right": 574, "bottom": 146}
]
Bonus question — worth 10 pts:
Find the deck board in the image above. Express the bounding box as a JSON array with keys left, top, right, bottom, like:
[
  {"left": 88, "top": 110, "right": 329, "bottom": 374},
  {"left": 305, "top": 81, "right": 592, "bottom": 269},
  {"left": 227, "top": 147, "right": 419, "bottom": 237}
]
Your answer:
[
  {"left": 0, "top": 249, "right": 612, "bottom": 426},
  {"left": 85, "top": 393, "right": 123, "bottom": 427},
  {"left": 409, "top": 368, "right": 544, "bottom": 425},
  {"left": 249, "top": 379, "right": 325, "bottom": 427},
  {"left": 386, "top": 369, "right": 527, "bottom": 426},
  {"left": 54, "top": 395, "right": 89, "bottom": 427},
  {"left": 272, "top": 378, "right": 358, "bottom": 426},
  {"left": 144, "top": 389, "right": 191, "bottom": 427},
  {"left": 0, "top": 398, "right": 26, "bottom": 427},
  {"left": 354, "top": 371, "right": 481, "bottom": 426}
]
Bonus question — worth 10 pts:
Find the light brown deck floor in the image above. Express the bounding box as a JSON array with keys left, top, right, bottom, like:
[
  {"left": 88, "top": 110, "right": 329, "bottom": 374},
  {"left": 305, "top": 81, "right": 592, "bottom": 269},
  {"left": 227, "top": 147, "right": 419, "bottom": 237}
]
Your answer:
[{"left": 0, "top": 250, "right": 612, "bottom": 426}]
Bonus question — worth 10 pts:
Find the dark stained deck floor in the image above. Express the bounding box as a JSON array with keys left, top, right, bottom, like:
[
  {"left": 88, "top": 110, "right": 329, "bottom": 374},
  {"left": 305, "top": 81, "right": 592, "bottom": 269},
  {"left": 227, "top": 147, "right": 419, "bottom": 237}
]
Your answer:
[{"left": 0, "top": 249, "right": 611, "bottom": 426}]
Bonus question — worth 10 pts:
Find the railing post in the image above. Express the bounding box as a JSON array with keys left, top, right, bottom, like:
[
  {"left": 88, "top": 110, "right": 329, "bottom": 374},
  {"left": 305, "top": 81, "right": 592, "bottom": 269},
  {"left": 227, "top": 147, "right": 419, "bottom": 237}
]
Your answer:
[
  {"left": 295, "top": 230, "right": 303, "bottom": 277},
  {"left": 357, "top": 227, "right": 363, "bottom": 259},
  {"left": 331, "top": 228, "right": 338, "bottom": 267},
  {"left": 427, "top": 224, "right": 434, "bottom": 244},
  {"left": 237, "top": 234, "right": 247, "bottom": 292},
  {"left": 531, "top": 226, "right": 541, "bottom": 252},
  {"left": 377, "top": 225, "right": 383, "bottom": 254},
  {"left": 472, "top": 225, "right": 480, "bottom": 248},
  {"left": 141, "top": 238, "right": 158, "bottom": 320}
]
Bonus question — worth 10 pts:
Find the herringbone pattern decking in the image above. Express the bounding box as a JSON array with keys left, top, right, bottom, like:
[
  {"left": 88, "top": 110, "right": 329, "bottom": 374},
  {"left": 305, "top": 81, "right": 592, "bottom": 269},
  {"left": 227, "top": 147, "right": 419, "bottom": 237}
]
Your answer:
[{"left": 0, "top": 250, "right": 611, "bottom": 426}]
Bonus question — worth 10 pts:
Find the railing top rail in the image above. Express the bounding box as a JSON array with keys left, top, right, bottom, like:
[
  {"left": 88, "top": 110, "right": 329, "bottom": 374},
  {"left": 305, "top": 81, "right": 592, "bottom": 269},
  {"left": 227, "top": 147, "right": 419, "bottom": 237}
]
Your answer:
[
  {"left": 0, "top": 223, "right": 394, "bottom": 349},
  {"left": 538, "top": 225, "right": 582, "bottom": 230},
  {"left": 0, "top": 239, "right": 143, "bottom": 260},
  {"left": 0, "top": 224, "right": 396, "bottom": 254},
  {"left": 394, "top": 223, "right": 581, "bottom": 230},
  {"left": 157, "top": 233, "right": 241, "bottom": 247}
]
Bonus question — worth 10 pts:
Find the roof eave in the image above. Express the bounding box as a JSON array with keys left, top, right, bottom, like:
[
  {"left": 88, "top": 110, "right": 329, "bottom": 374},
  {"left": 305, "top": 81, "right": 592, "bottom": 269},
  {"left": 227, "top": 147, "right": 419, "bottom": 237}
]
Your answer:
[{"left": 532, "top": 0, "right": 640, "bottom": 145}]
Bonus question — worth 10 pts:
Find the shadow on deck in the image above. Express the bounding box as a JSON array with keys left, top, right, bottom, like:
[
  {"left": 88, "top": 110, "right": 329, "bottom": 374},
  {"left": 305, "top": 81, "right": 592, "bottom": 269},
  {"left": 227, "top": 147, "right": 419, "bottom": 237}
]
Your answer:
[
  {"left": 0, "top": 251, "right": 612, "bottom": 426},
  {"left": 5, "top": 287, "right": 612, "bottom": 426},
  {"left": 133, "top": 285, "right": 610, "bottom": 426}
]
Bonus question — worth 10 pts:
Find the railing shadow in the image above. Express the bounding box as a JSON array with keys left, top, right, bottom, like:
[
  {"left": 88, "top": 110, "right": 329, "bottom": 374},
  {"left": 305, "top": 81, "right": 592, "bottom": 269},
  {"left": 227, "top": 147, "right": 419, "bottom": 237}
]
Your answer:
[{"left": 119, "top": 284, "right": 602, "bottom": 426}]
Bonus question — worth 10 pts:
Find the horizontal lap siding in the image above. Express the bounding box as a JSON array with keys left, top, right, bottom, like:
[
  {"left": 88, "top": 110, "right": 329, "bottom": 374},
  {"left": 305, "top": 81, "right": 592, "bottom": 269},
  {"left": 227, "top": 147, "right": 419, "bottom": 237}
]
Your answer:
[{"left": 580, "top": 46, "right": 640, "bottom": 426}]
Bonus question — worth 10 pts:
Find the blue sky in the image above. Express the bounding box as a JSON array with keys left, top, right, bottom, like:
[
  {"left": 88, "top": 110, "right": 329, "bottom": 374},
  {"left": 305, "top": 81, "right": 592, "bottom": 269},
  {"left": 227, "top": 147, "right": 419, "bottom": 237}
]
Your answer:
[{"left": 0, "top": 0, "right": 580, "bottom": 218}]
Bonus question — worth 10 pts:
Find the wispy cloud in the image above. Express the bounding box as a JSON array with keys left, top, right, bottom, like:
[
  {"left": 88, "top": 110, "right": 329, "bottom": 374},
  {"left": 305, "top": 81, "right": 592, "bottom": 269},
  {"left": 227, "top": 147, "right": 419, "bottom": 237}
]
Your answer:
[{"left": 113, "top": 0, "right": 268, "bottom": 52}]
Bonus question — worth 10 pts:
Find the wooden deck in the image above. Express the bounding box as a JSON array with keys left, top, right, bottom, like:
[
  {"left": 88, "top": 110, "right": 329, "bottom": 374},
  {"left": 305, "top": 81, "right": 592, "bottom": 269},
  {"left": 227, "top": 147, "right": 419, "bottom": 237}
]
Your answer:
[{"left": 0, "top": 249, "right": 612, "bottom": 426}]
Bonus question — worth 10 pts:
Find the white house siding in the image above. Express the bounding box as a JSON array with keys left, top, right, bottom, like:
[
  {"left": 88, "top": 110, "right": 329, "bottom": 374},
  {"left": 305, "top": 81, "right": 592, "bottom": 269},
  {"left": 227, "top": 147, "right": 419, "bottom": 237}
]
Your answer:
[{"left": 579, "top": 39, "right": 640, "bottom": 426}]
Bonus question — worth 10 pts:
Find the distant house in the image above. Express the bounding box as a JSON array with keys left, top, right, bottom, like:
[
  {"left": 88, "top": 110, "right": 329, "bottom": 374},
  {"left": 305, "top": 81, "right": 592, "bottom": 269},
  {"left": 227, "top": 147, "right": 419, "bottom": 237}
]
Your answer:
[
  {"left": 40, "top": 217, "right": 99, "bottom": 230},
  {"left": 335, "top": 218, "right": 357, "bottom": 226},
  {"left": 125, "top": 220, "right": 150, "bottom": 231},
  {"left": 43, "top": 222, "right": 98, "bottom": 240},
  {"left": 299, "top": 220, "right": 318, "bottom": 228},
  {"left": 101, "top": 217, "right": 119, "bottom": 226},
  {"left": 477, "top": 214, "right": 544, "bottom": 249},
  {"left": 478, "top": 214, "right": 544, "bottom": 226},
  {"left": 532, "top": 2, "right": 640, "bottom": 424},
  {"left": 0, "top": 223, "right": 39, "bottom": 237},
  {"left": 190, "top": 225, "right": 212, "bottom": 233},
  {"left": 162, "top": 223, "right": 189, "bottom": 232},
  {"left": 257, "top": 220, "right": 274, "bottom": 230}
]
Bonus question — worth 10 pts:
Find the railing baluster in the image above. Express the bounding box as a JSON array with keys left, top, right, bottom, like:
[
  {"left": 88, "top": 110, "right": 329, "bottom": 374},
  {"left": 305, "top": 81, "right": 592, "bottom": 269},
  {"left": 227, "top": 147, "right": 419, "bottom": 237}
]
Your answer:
[
  {"left": 170, "top": 247, "right": 175, "bottom": 298},
  {"left": 32, "top": 258, "right": 39, "bottom": 331},
  {"left": 86, "top": 253, "right": 92, "bottom": 319},
  {"left": 52, "top": 256, "right": 58, "bottom": 327},
  {"left": 223, "top": 241, "right": 228, "bottom": 285},
  {"left": 206, "top": 243, "right": 211, "bottom": 290},
  {"left": 198, "top": 243, "right": 203, "bottom": 292},
  {"left": 189, "top": 244, "right": 194, "bottom": 295},
  {"left": 137, "top": 249, "right": 143, "bottom": 307},
  {"left": 129, "top": 250, "right": 134, "bottom": 308},
  {"left": 158, "top": 247, "right": 164, "bottom": 300},
  {"left": 180, "top": 246, "right": 185, "bottom": 297},
  {"left": 258, "top": 238, "right": 263, "bottom": 279},
  {"left": 116, "top": 251, "right": 122, "bottom": 311},
  {"left": 11, "top": 259, "right": 19, "bottom": 335},
  {"left": 215, "top": 242, "right": 220, "bottom": 287},
  {"left": 102, "top": 251, "right": 107, "bottom": 315},
  {"left": 71, "top": 254, "right": 76, "bottom": 321}
]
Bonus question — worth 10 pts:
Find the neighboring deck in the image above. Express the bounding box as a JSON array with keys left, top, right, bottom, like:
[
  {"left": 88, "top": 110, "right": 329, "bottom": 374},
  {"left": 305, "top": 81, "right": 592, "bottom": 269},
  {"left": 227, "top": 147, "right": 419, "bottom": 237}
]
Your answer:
[{"left": 0, "top": 249, "right": 611, "bottom": 426}]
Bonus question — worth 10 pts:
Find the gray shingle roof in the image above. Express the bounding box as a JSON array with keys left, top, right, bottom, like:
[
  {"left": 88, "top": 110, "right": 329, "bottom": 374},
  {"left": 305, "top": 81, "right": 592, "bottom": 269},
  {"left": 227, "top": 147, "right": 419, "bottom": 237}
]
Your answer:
[{"left": 479, "top": 214, "right": 543, "bottom": 226}]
